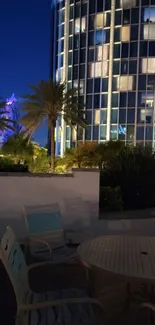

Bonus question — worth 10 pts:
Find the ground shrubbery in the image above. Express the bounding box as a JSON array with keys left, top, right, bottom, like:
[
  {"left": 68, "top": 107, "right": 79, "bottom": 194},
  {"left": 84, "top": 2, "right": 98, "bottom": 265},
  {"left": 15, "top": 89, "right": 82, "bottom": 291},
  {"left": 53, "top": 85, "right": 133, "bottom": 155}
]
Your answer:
[
  {"left": 0, "top": 157, "right": 28, "bottom": 172},
  {"left": 100, "top": 147, "right": 155, "bottom": 211},
  {"left": 64, "top": 142, "right": 155, "bottom": 211},
  {"left": 100, "top": 186, "right": 123, "bottom": 212}
]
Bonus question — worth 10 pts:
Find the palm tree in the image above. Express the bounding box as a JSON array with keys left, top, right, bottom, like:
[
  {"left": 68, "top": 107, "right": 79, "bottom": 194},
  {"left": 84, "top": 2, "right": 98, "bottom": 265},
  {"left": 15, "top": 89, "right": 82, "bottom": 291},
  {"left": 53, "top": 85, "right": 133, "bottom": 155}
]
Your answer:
[
  {"left": 0, "top": 97, "right": 16, "bottom": 132},
  {"left": 64, "top": 147, "right": 86, "bottom": 169},
  {"left": 20, "top": 80, "right": 86, "bottom": 171}
]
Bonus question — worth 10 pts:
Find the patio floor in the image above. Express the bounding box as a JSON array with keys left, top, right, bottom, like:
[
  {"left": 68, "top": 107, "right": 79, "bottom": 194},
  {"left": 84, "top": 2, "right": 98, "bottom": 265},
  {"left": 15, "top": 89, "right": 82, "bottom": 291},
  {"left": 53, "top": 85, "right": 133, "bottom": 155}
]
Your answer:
[{"left": 1, "top": 256, "right": 155, "bottom": 325}]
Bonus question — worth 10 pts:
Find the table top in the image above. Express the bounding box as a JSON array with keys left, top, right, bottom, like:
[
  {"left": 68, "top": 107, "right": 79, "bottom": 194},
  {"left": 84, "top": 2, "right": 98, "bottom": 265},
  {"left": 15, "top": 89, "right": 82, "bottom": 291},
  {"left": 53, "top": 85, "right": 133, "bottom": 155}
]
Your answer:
[{"left": 77, "top": 236, "right": 155, "bottom": 281}]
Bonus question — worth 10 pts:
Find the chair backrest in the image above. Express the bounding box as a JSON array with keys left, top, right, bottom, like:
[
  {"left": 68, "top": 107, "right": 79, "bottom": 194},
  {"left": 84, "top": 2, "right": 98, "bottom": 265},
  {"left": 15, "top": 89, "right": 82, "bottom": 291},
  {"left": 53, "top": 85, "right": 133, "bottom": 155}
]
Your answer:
[
  {"left": 0, "top": 226, "right": 29, "bottom": 305},
  {"left": 23, "top": 203, "right": 64, "bottom": 244}
]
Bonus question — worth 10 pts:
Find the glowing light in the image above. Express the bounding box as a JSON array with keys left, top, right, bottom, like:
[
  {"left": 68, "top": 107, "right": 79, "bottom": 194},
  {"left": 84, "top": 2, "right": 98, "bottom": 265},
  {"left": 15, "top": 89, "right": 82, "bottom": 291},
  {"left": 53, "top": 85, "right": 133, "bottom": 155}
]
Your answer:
[
  {"left": 6, "top": 93, "right": 17, "bottom": 105},
  {"left": 111, "top": 125, "right": 126, "bottom": 135},
  {"left": 119, "top": 125, "right": 126, "bottom": 135}
]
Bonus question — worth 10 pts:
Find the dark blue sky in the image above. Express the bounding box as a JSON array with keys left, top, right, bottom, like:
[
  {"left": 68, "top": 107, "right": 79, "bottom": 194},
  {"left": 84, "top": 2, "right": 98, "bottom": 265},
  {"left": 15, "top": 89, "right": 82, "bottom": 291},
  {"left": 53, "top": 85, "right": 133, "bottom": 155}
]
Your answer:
[{"left": 0, "top": 0, "right": 51, "bottom": 145}]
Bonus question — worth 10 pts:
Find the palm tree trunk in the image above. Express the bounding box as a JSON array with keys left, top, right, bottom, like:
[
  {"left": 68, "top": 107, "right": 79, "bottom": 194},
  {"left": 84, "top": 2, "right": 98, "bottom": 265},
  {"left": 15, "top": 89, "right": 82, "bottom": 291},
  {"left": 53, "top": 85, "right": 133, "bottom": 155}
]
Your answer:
[{"left": 50, "top": 123, "right": 55, "bottom": 172}]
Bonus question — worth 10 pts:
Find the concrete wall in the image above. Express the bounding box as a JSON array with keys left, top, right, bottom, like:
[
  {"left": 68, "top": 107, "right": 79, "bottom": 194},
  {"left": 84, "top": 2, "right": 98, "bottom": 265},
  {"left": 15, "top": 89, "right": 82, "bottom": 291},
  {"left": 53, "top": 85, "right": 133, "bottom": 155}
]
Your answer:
[
  {"left": 93, "top": 216, "right": 155, "bottom": 238},
  {"left": 0, "top": 169, "right": 100, "bottom": 239},
  {"left": 1, "top": 168, "right": 155, "bottom": 243}
]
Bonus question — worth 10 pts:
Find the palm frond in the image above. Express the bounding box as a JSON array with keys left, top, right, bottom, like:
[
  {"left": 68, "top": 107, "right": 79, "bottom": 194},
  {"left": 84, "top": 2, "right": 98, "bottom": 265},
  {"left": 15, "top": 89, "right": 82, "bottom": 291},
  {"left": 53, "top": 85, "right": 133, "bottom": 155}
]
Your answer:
[{"left": 20, "top": 80, "right": 87, "bottom": 170}]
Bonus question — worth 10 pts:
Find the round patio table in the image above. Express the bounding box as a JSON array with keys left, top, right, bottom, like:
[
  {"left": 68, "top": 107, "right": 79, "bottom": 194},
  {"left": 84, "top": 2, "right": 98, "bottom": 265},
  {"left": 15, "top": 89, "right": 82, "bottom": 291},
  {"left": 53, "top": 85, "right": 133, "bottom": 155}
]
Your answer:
[{"left": 77, "top": 236, "right": 155, "bottom": 281}]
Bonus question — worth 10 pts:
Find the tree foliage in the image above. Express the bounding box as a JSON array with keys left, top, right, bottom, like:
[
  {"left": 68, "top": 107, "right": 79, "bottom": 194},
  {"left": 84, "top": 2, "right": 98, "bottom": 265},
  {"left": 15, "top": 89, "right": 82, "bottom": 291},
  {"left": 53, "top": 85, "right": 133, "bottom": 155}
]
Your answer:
[
  {"left": 0, "top": 97, "right": 17, "bottom": 132},
  {"left": 100, "top": 146, "right": 155, "bottom": 210},
  {"left": 29, "top": 146, "right": 50, "bottom": 173},
  {"left": 2, "top": 132, "right": 34, "bottom": 164},
  {"left": 64, "top": 141, "right": 124, "bottom": 169},
  {"left": 20, "top": 80, "right": 86, "bottom": 171}
]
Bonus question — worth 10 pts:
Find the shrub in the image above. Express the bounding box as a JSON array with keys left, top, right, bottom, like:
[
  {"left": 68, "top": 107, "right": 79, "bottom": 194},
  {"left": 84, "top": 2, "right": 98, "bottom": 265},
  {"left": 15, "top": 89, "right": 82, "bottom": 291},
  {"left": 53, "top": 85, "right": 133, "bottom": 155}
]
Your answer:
[
  {"left": 100, "top": 147, "right": 155, "bottom": 210},
  {"left": 64, "top": 141, "right": 125, "bottom": 169},
  {"left": 29, "top": 156, "right": 50, "bottom": 173},
  {"left": 100, "top": 186, "right": 123, "bottom": 212},
  {"left": 0, "top": 157, "right": 28, "bottom": 172},
  {"left": 55, "top": 157, "right": 67, "bottom": 173},
  {"left": 2, "top": 132, "right": 34, "bottom": 163}
]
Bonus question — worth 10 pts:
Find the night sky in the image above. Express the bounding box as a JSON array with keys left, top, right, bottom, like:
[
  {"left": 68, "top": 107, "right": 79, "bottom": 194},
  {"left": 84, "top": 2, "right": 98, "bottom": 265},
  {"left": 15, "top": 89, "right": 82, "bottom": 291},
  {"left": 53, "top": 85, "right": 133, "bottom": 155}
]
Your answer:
[{"left": 0, "top": 0, "right": 51, "bottom": 145}]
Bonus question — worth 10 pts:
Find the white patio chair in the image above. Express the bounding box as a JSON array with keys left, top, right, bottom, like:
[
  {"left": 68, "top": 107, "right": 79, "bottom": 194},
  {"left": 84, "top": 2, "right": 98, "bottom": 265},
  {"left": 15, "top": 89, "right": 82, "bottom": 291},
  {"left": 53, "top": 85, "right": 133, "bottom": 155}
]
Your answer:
[
  {"left": 1, "top": 226, "right": 105, "bottom": 325},
  {"left": 62, "top": 197, "right": 93, "bottom": 244},
  {"left": 22, "top": 203, "right": 77, "bottom": 263}
]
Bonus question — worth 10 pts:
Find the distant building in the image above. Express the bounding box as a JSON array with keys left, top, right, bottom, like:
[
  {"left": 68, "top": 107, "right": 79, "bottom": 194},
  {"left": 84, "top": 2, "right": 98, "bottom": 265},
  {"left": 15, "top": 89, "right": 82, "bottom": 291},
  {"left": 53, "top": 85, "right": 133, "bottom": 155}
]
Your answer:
[{"left": 0, "top": 93, "right": 20, "bottom": 145}]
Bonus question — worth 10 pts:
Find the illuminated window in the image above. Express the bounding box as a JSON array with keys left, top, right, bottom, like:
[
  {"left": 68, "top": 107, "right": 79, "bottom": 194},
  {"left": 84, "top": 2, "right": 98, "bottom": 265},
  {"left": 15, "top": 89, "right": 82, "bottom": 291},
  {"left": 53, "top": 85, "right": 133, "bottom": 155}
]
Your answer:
[
  {"left": 121, "top": 26, "right": 130, "bottom": 42},
  {"left": 73, "top": 80, "right": 79, "bottom": 94},
  {"left": 140, "top": 109, "right": 153, "bottom": 123},
  {"left": 102, "top": 62, "right": 108, "bottom": 76},
  {"left": 103, "top": 45, "right": 109, "bottom": 60},
  {"left": 56, "top": 69, "right": 59, "bottom": 81},
  {"left": 103, "top": 13, "right": 108, "bottom": 27},
  {"left": 120, "top": 0, "right": 136, "bottom": 9},
  {"left": 95, "top": 13, "right": 103, "bottom": 29},
  {"left": 94, "top": 110, "right": 100, "bottom": 125},
  {"left": 95, "top": 45, "right": 109, "bottom": 63},
  {"left": 95, "top": 62, "right": 102, "bottom": 77},
  {"left": 72, "top": 127, "right": 77, "bottom": 141},
  {"left": 144, "top": 25, "right": 155, "bottom": 40},
  {"left": 142, "top": 58, "right": 155, "bottom": 74},
  {"left": 96, "top": 46, "right": 102, "bottom": 61},
  {"left": 146, "top": 99, "right": 154, "bottom": 108},
  {"left": 75, "top": 18, "right": 80, "bottom": 33},
  {"left": 81, "top": 17, "right": 86, "bottom": 32},
  {"left": 119, "top": 76, "right": 133, "bottom": 91},
  {"left": 79, "top": 80, "right": 85, "bottom": 94},
  {"left": 89, "top": 62, "right": 108, "bottom": 77}
]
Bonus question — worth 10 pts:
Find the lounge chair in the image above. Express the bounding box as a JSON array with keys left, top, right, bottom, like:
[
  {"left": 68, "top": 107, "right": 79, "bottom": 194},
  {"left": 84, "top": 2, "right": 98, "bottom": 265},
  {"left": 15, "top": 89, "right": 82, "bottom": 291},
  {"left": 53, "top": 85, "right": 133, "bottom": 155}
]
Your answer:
[
  {"left": 1, "top": 226, "right": 105, "bottom": 325},
  {"left": 22, "top": 203, "right": 77, "bottom": 263}
]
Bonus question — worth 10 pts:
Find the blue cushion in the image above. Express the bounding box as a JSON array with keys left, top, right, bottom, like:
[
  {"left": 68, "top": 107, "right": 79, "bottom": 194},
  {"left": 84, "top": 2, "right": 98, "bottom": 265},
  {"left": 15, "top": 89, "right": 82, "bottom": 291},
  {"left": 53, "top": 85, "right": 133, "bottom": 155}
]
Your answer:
[
  {"left": 27, "top": 211, "right": 63, "bottom": 233},
  {"left": 21, "top": 289, "right": 104, "bottom": 325},
  {"left": 24, "top": 288, "right": 87, "bottom": 304},
  {"left": 23, "top": 303, "right": 104, "bottom": 325}
]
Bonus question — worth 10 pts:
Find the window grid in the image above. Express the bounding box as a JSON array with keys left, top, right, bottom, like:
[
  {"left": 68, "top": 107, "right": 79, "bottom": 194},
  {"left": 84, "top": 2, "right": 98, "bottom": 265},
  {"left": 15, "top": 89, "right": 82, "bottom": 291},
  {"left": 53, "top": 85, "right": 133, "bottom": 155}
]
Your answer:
[{"left": 55, "top": 1, "right": 155, "bottom": 146}]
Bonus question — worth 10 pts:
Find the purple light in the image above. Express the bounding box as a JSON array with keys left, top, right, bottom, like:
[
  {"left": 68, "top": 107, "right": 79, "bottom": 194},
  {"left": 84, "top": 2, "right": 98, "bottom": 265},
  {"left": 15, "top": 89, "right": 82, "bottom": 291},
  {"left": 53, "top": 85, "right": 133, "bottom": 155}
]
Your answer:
[
  {"left": 0, "top": 93, "right": 20, "bottom": 145},
  {"left": 6, "top": 93, "right": 17, "bottom": 106}
]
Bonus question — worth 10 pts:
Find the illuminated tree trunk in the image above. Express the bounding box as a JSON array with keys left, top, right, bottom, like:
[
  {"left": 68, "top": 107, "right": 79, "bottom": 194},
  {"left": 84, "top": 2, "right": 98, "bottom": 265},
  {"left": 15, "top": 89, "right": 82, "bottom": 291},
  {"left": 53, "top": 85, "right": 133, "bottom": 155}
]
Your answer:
[{"left": 50, "top": 123, "right": 55, "bottom": 172}]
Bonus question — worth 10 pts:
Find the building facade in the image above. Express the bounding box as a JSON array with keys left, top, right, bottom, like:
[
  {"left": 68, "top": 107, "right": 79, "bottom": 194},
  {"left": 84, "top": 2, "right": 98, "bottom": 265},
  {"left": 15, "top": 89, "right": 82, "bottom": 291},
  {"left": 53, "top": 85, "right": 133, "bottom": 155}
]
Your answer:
[
  {"left": 51, "top": 0, "right": 155, "bottom": 155},
  {"left": 0, "top": 93, "right": 20, "bottom": 145}
]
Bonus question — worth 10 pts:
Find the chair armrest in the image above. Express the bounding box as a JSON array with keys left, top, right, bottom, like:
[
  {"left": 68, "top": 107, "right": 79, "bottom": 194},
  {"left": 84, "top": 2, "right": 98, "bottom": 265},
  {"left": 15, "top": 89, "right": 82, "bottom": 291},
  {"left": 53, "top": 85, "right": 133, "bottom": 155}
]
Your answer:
[
  {"left": 27, "top": 259, "right": 58, "bottom": 271},
  {"left": 19, "top": 296, "right": 105, "bottom": 312},
  {"left": 27, "top": 244, "right": 69, "bottom": 271},
  {"left": 26, "top": 237, "right": 52, "bottom": 257}
]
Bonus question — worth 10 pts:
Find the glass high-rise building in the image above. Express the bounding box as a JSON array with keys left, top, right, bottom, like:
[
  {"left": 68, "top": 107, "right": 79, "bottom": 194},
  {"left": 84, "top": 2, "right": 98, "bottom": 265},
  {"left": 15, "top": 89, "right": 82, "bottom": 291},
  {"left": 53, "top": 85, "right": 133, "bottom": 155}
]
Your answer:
[{"left": 51, "top": 0, "right": 155, "bottom": 156}]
